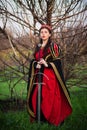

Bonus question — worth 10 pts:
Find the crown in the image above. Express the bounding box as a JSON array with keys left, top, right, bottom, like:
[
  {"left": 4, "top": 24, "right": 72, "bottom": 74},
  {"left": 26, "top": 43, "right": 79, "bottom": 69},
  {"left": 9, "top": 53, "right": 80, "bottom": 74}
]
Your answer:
[{"left": 40, "top": 24, "right": 52, "bottom": 31}]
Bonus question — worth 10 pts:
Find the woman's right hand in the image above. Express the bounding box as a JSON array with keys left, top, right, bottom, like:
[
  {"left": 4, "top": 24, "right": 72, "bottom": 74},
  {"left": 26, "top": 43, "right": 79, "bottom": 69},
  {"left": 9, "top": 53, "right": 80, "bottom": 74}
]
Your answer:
[{"left": 36, "top": 63, "right": 41, "bottom": 69}]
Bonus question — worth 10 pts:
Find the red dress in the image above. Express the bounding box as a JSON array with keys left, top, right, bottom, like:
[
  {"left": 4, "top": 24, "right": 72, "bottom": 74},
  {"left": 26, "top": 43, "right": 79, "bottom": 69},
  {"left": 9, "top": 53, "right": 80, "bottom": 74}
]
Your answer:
[{"left": 30, "top": 47, "right": 72, "bottom": 126}]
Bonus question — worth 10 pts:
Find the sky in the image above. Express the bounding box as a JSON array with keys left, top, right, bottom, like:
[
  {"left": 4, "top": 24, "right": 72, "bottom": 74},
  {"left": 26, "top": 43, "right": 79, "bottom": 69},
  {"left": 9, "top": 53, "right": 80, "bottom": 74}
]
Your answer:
[{"left": 0, "top": 0, "right": 87, "bottom": 37}]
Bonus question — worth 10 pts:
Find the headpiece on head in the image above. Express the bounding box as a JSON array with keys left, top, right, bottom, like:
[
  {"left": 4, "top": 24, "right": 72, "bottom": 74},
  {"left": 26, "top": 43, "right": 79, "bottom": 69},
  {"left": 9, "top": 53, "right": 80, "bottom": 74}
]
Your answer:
[{"left": 39, "top": 24, "right": 52, "bottom": 32}]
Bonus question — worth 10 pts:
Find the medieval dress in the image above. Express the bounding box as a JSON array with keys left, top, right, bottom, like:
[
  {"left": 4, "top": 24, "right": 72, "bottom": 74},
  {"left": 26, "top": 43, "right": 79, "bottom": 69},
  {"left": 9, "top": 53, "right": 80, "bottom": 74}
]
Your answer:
[{"left": 27, "top": 43, "right": 72, "bottom": 126}]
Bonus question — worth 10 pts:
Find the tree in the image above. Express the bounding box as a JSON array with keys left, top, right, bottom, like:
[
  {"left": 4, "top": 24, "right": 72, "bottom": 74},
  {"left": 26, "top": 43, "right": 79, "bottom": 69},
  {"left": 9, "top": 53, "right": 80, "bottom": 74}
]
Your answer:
[{"left": 0, "top": 0, "right": 87, "bottom": 93}]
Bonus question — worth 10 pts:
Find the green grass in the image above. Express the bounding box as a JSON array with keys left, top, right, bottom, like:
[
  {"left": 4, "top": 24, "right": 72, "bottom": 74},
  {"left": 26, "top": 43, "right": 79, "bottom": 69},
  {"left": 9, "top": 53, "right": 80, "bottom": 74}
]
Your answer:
[
  {"left": 0, "top": 57, "right": 87, "bottom": 129},
  {"left": 0, "top": 79, "right": 27, "bottom": 100},
  {"left": 0, "top": 86, "right": 87, "bottom": 130},
  {"left": 0, "top": 69, "right": 87, "bottom": 130}
]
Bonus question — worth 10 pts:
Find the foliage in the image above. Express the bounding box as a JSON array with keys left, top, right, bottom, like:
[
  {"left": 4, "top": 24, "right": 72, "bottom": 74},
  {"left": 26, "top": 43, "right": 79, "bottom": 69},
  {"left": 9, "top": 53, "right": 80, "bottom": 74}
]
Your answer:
[
  {"left": 0, "top": 87, "right": 87, "bottom": 130},
  {"left": 0, "top": 63, "right": 87, "bottom": 101},
  {"left": 66, "top": 64, "right": 87, "bottom": 88},
  {"left": 0, "top": 72, "right": 27, "bottom": 100},
  {"left": 0, "top": 0, "right": 87, "bottom": 89}
]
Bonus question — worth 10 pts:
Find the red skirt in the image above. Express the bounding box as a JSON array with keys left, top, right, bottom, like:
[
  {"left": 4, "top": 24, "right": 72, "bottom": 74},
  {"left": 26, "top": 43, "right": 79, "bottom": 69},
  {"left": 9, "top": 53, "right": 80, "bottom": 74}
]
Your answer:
[{"left": 32, "top": 68, "right": 72, "bottom": 126}]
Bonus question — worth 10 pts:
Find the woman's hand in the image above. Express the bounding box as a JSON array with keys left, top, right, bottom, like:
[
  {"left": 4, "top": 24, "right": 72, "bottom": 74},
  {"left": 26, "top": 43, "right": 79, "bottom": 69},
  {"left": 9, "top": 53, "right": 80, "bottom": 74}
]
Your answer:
[
  {"left": 36, "top": 63, "right": 41, "bottom": 69},
  {"left": 38, "top": 58, "right": 48, "bottom": 67}
]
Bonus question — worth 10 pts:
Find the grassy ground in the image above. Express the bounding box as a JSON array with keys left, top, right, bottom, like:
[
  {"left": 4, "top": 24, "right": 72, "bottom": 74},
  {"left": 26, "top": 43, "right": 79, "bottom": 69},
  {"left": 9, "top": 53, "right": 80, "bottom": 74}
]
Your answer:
[
  {"left": 0, "top": 81, "right": 87, "bottom": 130},
  {"left": 0, "top": 79, "right": 27, "bottom": 100}
]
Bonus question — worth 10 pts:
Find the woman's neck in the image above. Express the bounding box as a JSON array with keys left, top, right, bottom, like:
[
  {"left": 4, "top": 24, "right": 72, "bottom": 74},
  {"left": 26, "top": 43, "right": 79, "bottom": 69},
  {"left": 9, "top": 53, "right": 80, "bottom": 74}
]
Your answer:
[{"left": 41, "top": 40, "right": 48, "bottom": 48}]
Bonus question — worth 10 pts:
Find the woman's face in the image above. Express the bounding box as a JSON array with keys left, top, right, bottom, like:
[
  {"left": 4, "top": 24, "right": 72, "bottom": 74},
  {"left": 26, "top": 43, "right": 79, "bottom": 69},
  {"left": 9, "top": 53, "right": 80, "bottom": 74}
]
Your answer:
[{"left": 40, "top": 28, "right": 51, "bottom": 42}]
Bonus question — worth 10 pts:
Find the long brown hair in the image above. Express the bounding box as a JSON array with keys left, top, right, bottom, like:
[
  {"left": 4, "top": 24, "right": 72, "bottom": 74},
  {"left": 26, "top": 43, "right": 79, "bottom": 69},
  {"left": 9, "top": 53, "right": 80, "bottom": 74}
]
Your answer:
[{"left": 34, "top": 27, "right": 52, "bottom": 56}]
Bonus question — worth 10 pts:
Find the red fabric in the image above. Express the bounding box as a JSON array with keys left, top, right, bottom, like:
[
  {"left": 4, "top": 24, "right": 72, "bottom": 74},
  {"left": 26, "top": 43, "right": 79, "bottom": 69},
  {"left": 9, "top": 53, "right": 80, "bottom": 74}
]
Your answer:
[
  {"left": 35, "top": 48, "right": 50, "bottom": 61},
  {"left": 53, "top": 43, "right": 59, "bottom": 56},
  {"left": 32, "top": 48, "right": 72, "bottom": 126}
]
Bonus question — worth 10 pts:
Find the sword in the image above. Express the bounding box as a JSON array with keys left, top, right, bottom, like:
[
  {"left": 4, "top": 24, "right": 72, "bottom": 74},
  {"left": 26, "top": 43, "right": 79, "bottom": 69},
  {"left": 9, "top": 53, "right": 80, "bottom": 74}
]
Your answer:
[{"left": 37, "top": 43, "right": 41, "bottom": 123}]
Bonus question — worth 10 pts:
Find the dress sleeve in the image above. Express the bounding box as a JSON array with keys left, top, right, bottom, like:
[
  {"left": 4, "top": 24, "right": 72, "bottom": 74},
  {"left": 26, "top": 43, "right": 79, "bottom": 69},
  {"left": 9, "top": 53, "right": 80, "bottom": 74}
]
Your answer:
[
  {"left": 27, "top": 59, "right": 37, "bottom": 91},
  {"left": 46, "top": 43, "right": 61, "bottom": 68},
  {"left": 50, "top": 43, "right": 61, "bottom": 58}
]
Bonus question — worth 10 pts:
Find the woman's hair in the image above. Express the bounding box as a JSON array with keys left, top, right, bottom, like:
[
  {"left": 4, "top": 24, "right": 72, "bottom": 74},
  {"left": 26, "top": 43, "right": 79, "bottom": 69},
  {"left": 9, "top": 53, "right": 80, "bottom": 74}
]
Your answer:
[
  {"left": 39, "top": 24, "right": 52, "bottom": 34},
  {"left": 34, "top": 24, "right": 52, "bottom": 56},
  {"left": 40, "top": 36, "right": 51, "bottom": 55}
]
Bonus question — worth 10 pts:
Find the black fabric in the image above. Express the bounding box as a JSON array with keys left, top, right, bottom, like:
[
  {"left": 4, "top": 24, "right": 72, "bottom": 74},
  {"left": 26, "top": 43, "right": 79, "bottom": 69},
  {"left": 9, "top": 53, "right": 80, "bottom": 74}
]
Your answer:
[
  {"left": 52, "top": 59, "right": 65, "bottom": 85},
  {"left": 27, "top": 43, "right": 70, "bottom": 120},
  {"left": 27, "top": 51, "right": 68, "bottom": 95},
  {"left": 27, "top": 59, "right": 34, "bottom": 91},
  {"left": 50, "top": 59, "right": 70, "bottom": 96}
]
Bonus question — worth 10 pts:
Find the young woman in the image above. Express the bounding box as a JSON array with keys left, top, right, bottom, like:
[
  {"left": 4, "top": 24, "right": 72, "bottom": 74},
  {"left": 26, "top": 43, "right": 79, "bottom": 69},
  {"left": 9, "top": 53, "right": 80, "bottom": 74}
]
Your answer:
[{"left": 27, "top": 24, "right": 72, "bottom": 126}]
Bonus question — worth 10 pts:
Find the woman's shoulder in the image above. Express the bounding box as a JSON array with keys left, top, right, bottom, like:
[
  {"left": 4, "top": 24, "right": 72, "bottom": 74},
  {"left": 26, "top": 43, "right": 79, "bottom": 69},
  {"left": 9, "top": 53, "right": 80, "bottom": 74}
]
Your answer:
[
  {"left": 50, "top": 42, "right": 61, "bottom": 58},
  {"left": 50, "top": 42, "right": 60, "bottom": 49}
]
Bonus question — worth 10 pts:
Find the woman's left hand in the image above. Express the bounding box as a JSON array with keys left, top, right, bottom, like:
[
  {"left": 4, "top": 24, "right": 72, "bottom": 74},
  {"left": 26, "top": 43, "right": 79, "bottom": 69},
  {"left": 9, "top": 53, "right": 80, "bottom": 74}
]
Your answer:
[{"left": 38, "top": 58, "right": 48, "bottom": 67}]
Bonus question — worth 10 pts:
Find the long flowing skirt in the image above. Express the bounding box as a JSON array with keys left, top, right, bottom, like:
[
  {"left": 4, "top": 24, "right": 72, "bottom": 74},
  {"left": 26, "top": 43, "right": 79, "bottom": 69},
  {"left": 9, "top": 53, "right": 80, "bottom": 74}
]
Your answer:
[{"left": 31, "top": 68, "right": 72, "bottom": 126}]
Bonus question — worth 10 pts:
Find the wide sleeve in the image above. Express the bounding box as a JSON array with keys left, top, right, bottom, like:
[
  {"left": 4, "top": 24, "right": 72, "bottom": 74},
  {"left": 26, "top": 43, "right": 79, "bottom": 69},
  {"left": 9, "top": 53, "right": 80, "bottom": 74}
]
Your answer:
[
  {"left": 44, "top": 43, "right": 61, "bottom": 68},
  {"left": 27, "top": 59, "right": 37, "bottom": 91},
  {"left": 50, "top": 43, "right": 61, "bottom": 59}
]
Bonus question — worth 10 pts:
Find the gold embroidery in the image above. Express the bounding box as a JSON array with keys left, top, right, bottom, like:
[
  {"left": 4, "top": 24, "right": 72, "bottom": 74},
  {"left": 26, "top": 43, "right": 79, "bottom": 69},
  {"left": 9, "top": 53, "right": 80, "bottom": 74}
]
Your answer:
[
  {"left": 50, "top": 48, "right": 54, "bottom": 58},
  {"left": 45, "top": 54, "right": 51, "bottom": 61},
  {"left": 50, "top": 62, "right": 72, "bottom": 107},
  {"left": 27, "top": 61, "right": 36, "bottom": 117},
  {"left": 50, "top": 44, "right": 59, "bottom": 59}
]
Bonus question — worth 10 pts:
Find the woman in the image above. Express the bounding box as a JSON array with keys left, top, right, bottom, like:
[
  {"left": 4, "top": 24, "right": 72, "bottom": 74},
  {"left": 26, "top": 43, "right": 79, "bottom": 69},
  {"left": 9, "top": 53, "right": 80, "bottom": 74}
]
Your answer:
[{"left": 27, "top": 24, "right": 72, "bottom": 126}]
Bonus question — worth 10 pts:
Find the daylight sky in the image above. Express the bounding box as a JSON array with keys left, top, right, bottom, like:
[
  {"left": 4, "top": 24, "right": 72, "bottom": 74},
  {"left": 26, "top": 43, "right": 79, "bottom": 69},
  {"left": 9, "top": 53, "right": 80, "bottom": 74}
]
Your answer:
[{"left": 0, "top": 0, "right": 87, "bottom": 37}]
